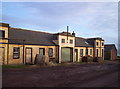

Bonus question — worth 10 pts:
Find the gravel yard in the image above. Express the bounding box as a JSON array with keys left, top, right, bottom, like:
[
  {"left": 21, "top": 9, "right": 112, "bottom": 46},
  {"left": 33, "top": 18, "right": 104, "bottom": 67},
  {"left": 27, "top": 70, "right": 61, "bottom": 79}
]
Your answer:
[{"left": 2, "top": 61, "right": 120, "bottom": 87}]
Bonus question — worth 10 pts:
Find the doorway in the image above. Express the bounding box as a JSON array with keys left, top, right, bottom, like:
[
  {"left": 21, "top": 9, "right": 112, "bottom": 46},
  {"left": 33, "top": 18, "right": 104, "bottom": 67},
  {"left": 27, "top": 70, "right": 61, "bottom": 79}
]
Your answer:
[
  {"left": 75, "top": 49, "right": 78, "bottom": 62},
  {"left": 25, "top": 48, "right": 32, "bottom": 64}
]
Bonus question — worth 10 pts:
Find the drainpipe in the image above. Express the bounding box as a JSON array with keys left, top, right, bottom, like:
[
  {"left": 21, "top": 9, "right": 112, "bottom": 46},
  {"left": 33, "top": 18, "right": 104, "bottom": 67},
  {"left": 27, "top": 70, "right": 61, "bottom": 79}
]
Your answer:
[
  {"left": 7, "top": 39, "right": 9, "bottom": 64},
  {"left": 23, "top": 40, "right": 25, "bottom": 64}
]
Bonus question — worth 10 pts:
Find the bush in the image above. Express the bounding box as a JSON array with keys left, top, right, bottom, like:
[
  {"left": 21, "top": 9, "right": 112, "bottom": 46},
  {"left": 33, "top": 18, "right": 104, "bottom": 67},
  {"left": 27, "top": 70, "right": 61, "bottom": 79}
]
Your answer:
[
  {"left": 87, "top": 55, "right": 93, "bottom": 62},
  {"left": 93, "top": 57, "right": 98, "bottom": 62},
  {"left": 81, "top": 56, "right": 88, "bottom": 62}
]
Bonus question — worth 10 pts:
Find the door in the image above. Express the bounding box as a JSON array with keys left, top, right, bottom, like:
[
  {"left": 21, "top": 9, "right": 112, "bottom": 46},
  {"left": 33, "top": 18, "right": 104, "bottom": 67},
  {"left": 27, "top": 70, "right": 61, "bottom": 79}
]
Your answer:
[
  {"left": 25, "top": 48, "right": 32, "bottom": 64},
  {"left": 0, "top": 47, "right": 4, "bottom": 65},
  {"left": 75, "top": 49, "right": 78, "bottom": 62},
  {"left": 61, "top": 47, "right": 71, "bottom": 62}
]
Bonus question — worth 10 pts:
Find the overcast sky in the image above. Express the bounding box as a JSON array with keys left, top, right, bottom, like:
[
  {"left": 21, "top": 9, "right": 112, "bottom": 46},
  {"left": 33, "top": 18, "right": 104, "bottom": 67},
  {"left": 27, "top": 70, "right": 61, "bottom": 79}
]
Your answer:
[{"left": 2, "top": 2, "right": 118, "bottom": 49}]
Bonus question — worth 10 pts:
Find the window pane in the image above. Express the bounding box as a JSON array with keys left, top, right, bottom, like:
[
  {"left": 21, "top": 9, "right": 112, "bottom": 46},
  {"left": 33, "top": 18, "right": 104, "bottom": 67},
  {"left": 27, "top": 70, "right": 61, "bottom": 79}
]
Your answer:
[
  {"left": 70, "top": 39, "right": 73, "bottom": 44},
  {"left": 86, "top": 49, "right": 88, "bottom": 55},
  {"left": 90, "top": 49, "right": 92, "bottom": 55},
  {"left": 102, "top": 42, "right": 104, "bottom": 46},
  {"left": 13, "top": 47, "right": 20, "bottom": 59},
  {"left": 96, "top": 49, "right": 99, "bottom": 57},
  {"left": 80, "top": 49, "right": 83, "bottom": 56},
  {"left": 39, "top": 48, "right": 45, "bottom": 55},
  {"left": 96, "top": 42, "right": 99, "bottom": 46},
  {"left": 102, "top": 49, "right": 104, "bottom": 57},
  {"left": 0, "top": 30, "right": 5, "bottom": 38},
  {"left": 49, "top": 48, "right": 53, "bottom": 57},
  {"left": 62, "top": 39, "right": 65, "bottom": 43}
]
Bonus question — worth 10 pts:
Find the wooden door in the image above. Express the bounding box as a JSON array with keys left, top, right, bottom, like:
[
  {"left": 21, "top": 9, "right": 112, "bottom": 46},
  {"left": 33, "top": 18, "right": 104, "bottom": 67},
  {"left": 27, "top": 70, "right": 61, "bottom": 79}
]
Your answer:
[{"left": 25, "top": 48, "right": 32, "bottom": 64}]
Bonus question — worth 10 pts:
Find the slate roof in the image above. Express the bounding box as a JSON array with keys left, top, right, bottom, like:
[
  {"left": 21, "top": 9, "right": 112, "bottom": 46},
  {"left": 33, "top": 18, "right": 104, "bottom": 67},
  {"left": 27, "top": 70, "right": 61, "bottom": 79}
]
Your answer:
[
  {"left": 8, "top": 28, "right": 58, "bottom": 46},
  {"left": 104, "top": 44, "right": 117, "bottom": 52},
  {"left": 7, "top": 27, "right": 101, "bottom": 47},
  {"left": 75, "top": 37, "right": 93, "bottom": 47}
]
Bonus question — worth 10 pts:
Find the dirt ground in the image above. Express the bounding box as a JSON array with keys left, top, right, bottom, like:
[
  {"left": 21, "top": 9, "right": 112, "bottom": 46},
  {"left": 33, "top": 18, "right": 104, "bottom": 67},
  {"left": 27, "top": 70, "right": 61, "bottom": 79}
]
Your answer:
[{"left": 2, "top": 61, "right": 120, "bottom": 87}]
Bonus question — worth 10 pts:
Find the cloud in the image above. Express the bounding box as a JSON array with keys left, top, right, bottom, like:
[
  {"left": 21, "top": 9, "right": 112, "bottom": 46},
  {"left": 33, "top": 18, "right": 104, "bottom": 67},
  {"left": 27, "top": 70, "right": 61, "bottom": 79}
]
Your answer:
[{"left": 2, "top": 2, "right": 118, "bottom": 48}]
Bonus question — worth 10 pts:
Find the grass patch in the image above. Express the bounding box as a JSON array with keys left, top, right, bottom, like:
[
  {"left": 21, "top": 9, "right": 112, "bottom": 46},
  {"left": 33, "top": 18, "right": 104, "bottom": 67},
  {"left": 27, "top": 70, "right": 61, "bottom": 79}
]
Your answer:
[
  {"left": 2, "top": 64, "right": 30, "bottom": 69},
  {"left": 75, "top": 61, "right": 83, "bottom": 64}
]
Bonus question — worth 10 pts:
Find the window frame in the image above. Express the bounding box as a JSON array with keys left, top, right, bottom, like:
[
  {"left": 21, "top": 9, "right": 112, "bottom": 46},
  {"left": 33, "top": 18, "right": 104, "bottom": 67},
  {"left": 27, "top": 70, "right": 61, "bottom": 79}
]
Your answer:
[
  {"left": 102, "top": 42, "right": 104, "bottom": 46},
  {"left": 48, "top": 48, "right": 53, "bottom": 57},
  {"left": 90, "top": 49, "right": 92, "bottom": 55},
  {"left": 102, "top": 49, "right": 104, "bottom": 57},
  {"left": 96, "top": 42, "right": 99, "bottom": 46},
  {"left": 61, "top": 39, "right": 65, "bottom": 43},
  {"left": 13, "top": 47, "right": 20, "bottom": 59},
  {"left": 80, "top": 49, "right": 83, "bottom": 57},
  {"left": 39, "top": 48, "right": 45, "bottom": 55},
  {"left": 96, "top": 49, "right": 99, "bottom": 57},
  {"left": 86, "top": 49, "right": 88, "bottom": 55},
  {"left": 70, "top": 39, "right": 73, "bottom": 44},
  {"left": 0, "top": 30, "right": 5, "bottom": 38}
]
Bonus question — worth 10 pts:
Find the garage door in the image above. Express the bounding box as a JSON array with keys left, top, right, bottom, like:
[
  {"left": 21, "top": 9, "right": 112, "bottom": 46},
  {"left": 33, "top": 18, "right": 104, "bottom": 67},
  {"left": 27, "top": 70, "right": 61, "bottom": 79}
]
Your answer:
[
  {"left": 61, "top": 48, "right": 71, "bottom": 62},
  {"left": 0, "top": 47, "right": 4, "bottom": 65}
]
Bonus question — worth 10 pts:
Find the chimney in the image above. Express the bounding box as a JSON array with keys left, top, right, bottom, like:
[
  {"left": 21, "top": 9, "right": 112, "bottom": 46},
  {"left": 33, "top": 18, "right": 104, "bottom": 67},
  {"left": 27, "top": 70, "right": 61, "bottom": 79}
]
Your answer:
[{"left": 72, "top": 31, "right": 75, "bottom": 36}]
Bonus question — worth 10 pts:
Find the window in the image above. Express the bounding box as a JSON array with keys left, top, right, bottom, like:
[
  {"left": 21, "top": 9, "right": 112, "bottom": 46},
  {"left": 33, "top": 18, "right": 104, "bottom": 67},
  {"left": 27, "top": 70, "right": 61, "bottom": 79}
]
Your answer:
[
  {"left": 48, "top": 48, "right": 53, "bottom": 57},
  {"left": 61, "top": 39, "right": 65, "bottom": 43},
  {"left": 0, "top": 30, "right": 5, "bottom": 38},
  {"left": 80, "top": 49, "right": 83, "bottom": 56},
  {"left": 90, "top": 49, "right": 92, "bottom": 55},
  {"left": 39, "top": 48, "right": 45, "bottom": 55},
  {"left": 70, "top": 39, "right": 73, "bottom": 44},
  {"left": 86, "top": 49, "right": 88, "bottom": 55},
  {"left": 96, "top": 49, "right": 99, "bottom": 57},
  {"left": 96, "top": 42, "right": 99, "bottom": 46},
  {"left": 102, "top": 49, "right": 104, "bottom": 57},
  {"left": 13, "top": 47, "right": 20, "bottom": 59},
  {"left": 102, "top": 42, "right": 104, "bottom": 46}
]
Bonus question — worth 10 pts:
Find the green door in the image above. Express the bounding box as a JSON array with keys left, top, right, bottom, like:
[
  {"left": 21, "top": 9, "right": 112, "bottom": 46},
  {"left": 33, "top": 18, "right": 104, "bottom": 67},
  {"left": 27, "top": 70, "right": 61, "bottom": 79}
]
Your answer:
[
  {"left": 61, "top": 48, "right": 71, "bottom": 62},
  {"left": 75, "top": 49, "right": 78, "bottom": 62}
]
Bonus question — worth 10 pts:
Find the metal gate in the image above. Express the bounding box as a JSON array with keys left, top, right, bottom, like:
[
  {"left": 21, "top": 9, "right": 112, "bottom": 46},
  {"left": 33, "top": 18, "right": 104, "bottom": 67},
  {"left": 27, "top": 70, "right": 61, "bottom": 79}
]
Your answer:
[
  {"left": 61, "top": 47, "right": 72, "bottom": 62},
  {"left": 0, "top": 47, "right": 5, "bottom": 65},
  {"left": 25, "top": 48, "right": 32, "bottom": 64}
]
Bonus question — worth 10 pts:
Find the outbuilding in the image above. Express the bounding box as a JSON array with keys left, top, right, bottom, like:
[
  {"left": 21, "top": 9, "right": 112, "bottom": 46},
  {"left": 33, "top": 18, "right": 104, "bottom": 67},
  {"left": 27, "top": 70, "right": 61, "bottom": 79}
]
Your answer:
[{"left": 104, "top": 44, "right": 117, "bottom": 60}]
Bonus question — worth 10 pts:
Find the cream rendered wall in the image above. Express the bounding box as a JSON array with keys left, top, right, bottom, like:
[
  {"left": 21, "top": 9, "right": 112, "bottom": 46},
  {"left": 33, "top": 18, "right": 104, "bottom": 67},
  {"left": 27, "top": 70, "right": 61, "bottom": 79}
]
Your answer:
[
  {"left": 95, "top": 40, "right": 104, "bottom": 59},
  {"left": 58, "top": 35, "right": 75, "bottom": 47},
  {"left": 58, "top": 35, "right": 75, "bottom": 63}
]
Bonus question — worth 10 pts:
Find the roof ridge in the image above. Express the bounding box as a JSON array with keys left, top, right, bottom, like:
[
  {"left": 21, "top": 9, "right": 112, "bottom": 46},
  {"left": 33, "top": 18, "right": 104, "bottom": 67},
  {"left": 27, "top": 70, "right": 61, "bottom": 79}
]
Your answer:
[
  {"left": 76, "top": 37, "right": 86, "bottom": 39},
  {"left": 10, "top": 27, "right": 53, "bottom": 35}
]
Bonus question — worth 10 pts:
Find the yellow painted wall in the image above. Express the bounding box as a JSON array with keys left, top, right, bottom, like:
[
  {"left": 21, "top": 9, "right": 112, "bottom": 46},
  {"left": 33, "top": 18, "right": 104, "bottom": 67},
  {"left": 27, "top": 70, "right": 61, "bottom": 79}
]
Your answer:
[
  {"left": 95, "top": 40, "right": 104, "bottom": 58},
  {"left": 5, "top": 44, "right": 57, "bottom": 64},
  {"left": 58, "top": 35, "right": 75, "bottom": 63},
  {"left": 24, "top": 45, "right": 57, "bottom": 64},
  {"left": 75, "top": 47, "right": 93, "bottom": 62},
  {"left": 8, "top": 44, "right": 23, "bottom": 64},
  {"left": 58, "top": 35, "right": 75, "bottom": 47}
]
